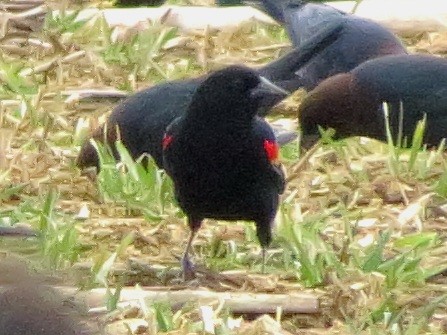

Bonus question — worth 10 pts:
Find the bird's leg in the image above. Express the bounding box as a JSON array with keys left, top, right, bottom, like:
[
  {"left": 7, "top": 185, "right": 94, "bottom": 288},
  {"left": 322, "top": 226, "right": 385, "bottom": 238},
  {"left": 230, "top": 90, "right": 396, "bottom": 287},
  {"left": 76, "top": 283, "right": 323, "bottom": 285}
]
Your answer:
[
  {"left": 182, "top": 217, "right": 202, "bottom": 281},
  {"left": 261, "top": 247, "right": 267, "bottom": 274},
  {"left": 255, "top": 218, "right": 273, "bottom": 274},
  {"left": 182, "top": 230, "right": 197, "bottom": 280}
]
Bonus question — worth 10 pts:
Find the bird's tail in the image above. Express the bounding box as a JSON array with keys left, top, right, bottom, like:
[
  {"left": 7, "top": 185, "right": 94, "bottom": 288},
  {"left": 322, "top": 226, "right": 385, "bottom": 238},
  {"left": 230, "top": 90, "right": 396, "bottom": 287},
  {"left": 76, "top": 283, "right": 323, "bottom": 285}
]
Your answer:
[{"left": 257, "top": 18, "right": 345, "bottom": 103}]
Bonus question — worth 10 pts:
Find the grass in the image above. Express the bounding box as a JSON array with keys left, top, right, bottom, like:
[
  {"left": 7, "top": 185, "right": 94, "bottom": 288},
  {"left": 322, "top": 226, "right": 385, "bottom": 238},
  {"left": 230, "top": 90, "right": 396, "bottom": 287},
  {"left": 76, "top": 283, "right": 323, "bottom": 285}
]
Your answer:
[
  {"left": 2, "top": 1, "right": 447, "bottom": 334},
  {"left": 92, "top": 139, "right": 177, "bottom": 219}
]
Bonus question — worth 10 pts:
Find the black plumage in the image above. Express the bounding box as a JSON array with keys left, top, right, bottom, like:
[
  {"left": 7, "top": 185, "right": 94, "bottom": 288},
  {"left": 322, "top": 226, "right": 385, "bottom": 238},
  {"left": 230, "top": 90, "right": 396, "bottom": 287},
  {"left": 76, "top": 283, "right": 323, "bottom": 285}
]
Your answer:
[
  {"left": 286, "top": 1, "right": 406, "bottom": 90},
  {"left": 162, "top": 66, "right": 286, "bottom": 279}
]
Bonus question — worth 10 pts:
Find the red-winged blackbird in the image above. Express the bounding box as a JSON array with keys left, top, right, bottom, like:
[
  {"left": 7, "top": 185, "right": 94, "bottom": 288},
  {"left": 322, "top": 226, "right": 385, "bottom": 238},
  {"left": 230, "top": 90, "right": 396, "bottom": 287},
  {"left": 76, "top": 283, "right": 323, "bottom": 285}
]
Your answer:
[
  {"left": 239, "top": 0, "right": 407, "bottom": 90},
  {"left": 299, "top": 54, "right": 447, "bottom": 147},
  {"left": 162, "top": 66, "right": 286, "bottom": 279},
  {"left": 76, "top": 20, "right": 344, "bottom": 171}
]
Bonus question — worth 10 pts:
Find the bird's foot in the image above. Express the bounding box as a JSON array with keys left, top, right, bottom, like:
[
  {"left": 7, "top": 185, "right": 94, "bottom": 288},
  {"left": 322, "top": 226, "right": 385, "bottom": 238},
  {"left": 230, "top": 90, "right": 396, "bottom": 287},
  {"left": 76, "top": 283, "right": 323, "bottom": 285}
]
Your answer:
[{"left": 181, "top": 255, "right": 196, "bottom": 281}]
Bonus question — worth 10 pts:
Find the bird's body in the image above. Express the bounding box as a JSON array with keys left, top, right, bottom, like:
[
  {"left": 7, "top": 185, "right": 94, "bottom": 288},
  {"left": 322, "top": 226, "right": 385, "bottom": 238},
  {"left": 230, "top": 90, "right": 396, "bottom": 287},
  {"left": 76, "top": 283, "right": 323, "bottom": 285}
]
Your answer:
[
  {"left": 165, "top": 116, "right": 283, "bottom": 225},
  {"left": 291, "top": 10, "right": 407, "bottom": 90},
  {"left": 163, "top": 66, "right": 285, "bottom": 278},
  {"left": 299, "top": 54, "right": 447, "bottom": 146},
  {"left": 284, "top": 1, "right": 407, "bottom": 90},
  {"left": 76, "top": 20, "right": 344, "bottom": 171}
]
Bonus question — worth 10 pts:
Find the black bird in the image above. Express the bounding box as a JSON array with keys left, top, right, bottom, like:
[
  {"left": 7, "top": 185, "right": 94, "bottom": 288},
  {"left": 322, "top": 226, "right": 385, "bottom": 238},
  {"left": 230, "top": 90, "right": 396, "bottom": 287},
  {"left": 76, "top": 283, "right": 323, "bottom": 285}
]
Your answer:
[
  {"left": 299, "top": 54, "right": 447, "bottom": 147},
  {"left": 76, "top": 20, "right": 344, "bottom": 171},
  {"left": 162, "top": 66, "right": 286, "bottom": 279},
  {"left": 237, "top": 0, "right": 407, "bottom": 90}
]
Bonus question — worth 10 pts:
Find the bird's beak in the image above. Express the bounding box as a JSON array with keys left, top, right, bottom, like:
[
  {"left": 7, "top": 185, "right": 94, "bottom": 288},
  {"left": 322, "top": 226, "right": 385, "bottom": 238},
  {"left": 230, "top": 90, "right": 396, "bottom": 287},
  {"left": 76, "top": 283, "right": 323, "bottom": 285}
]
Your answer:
[
  {"left": 251, "top": 76, "right": 290, "bottom": 115},
  {"left": 79, "top": 166, "right": 98, "bottom": 182},
  {"left": 258, "top": 76, "right": 290, "bottom": 96}
]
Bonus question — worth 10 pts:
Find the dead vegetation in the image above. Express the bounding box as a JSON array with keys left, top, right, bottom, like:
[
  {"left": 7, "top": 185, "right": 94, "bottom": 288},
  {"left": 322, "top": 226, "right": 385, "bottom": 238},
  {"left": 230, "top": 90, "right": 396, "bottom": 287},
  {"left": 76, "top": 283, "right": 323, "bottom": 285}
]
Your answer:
[{"left": 2, "top": 0, "right": 447, "bottom": 334}]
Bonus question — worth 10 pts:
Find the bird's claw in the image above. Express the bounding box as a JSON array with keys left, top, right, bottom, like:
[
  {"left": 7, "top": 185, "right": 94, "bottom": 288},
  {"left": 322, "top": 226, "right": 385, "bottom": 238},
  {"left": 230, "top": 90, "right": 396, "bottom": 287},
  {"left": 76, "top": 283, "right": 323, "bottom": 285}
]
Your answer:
[{"left": 182, "top": 255, "right": 196, "bottom": 281}]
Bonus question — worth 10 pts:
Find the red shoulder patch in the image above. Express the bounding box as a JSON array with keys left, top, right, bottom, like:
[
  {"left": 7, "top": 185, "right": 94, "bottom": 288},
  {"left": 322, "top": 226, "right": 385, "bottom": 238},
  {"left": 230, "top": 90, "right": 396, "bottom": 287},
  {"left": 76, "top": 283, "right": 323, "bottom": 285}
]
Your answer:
[
  {"left": 162, "top": 134, "right": 173, "bottom": 150},
  {"left": 263, "top": 139, "right": 279, "bottom": 162}
]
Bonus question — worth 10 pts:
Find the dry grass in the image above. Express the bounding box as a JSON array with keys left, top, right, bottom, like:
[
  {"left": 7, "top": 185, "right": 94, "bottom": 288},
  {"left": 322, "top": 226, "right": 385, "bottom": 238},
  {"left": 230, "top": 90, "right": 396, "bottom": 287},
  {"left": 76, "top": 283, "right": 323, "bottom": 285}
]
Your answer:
[{"left": 2, "top": 0, "right": 447, "bottom": 334}]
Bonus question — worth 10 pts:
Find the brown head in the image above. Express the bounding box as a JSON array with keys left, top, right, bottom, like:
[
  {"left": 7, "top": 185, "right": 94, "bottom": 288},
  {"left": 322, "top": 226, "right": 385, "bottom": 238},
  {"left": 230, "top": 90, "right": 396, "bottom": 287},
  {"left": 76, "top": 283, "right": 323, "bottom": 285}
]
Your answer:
[
  {"left": 76, "top": 122, "right": 120, "bottom": 171},
  {"left": 298, "top": 72, "right": 384, "bottom": 147}
]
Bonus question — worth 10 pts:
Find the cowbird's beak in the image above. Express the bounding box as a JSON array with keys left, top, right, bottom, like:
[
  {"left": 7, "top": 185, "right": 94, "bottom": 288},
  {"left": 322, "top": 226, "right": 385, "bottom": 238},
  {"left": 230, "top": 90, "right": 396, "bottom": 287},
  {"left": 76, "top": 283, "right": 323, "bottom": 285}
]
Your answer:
[
  {"left": 252, "top": 76, "right": 290, "bottom": 115},
  {"left": 79, "top": 166, "right": 98, "bottom": 182}
]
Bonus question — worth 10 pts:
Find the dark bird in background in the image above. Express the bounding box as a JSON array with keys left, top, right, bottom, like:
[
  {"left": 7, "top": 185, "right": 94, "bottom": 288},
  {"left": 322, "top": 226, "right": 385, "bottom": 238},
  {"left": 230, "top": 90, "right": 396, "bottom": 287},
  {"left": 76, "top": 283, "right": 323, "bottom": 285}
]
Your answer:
[
  {"left": 217, "top": 0, "right": 407, "bottom": 90},
  {"left": 163, "top": 66, "right": 286, "bottom": 279},
  {"left": 299, "top": 54, "right": 447, "bottom": 147},
  {"left": 76, "top": 20, "right": 344, "bottom": 171},
  {"left": 0, "top": 257, "right": 91, "bottom": 335}
]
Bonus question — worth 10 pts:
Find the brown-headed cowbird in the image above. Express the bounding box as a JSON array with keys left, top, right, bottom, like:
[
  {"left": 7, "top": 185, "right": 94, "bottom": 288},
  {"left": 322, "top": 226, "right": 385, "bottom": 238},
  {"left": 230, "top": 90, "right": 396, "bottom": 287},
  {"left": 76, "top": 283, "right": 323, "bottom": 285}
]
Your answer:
[
  {"left": 162, "top": 66, "right": 286, "bottom": 279},
  {"left": 299, "top": 54, "right": 447, "bottom": 147},
  {"left": 76, "top": 19, "right": 343, "bottom": 171}
]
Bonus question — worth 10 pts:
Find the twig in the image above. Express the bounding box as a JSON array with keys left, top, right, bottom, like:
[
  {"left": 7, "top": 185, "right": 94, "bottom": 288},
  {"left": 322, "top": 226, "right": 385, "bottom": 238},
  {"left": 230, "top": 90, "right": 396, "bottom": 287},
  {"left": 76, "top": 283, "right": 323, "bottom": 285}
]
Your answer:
[
  {"left": 286, "top": 141, "right": 322, "bottom": 183},
  {"left": 0, "top": 1, "right": 44, "bottom": 12},
  {"left": 56, "top": 286, "right": 320, "bottom": 315},
  {"left": 0, "top": 226, "right": 38, "bottom": 237},
  {"left": 19, "top": 50, "right": 86, "bottom": 76},
  {"left": 62, "top": 89, "right": 129, "bottom": 104}
]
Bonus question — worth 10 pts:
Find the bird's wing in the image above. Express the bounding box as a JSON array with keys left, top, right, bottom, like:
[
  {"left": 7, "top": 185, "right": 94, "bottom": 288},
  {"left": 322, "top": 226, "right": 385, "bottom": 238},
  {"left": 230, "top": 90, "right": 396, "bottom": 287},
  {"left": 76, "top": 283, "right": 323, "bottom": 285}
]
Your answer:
[
  {"left": 161, "top": 116, "right": 182, "bottom": 173},
  {"left": 258, "top": 17, "right": 345, "bottom": 85},
  {"left": 254, "top": 117, "right": 286, "bottom": 194},
  {"left": 284, "top": 2, "right": 345, "bottom": 46}
]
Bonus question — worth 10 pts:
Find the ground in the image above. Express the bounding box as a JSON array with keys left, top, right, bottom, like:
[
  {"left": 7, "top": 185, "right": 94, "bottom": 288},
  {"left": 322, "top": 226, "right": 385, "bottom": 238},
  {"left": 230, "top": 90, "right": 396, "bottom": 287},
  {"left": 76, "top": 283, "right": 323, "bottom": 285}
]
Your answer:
[{"left": 1, "top": 0, "right": 447, "bottom": 334}]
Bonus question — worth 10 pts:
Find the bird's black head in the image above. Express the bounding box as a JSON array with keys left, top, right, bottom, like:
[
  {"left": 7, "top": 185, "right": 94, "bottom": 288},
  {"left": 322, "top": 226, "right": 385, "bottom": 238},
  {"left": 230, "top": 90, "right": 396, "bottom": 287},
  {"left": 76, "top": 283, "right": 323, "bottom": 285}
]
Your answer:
[{"left": 188, "top": 65, "right": 287, "bottom": 122}]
